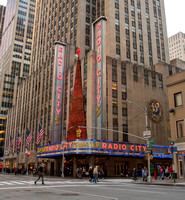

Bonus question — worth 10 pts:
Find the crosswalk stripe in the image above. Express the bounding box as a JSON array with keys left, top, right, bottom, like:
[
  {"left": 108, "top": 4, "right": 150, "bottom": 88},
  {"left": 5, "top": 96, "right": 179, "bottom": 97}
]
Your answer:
[
  {"left": 18, "top": 181, "right": 34, "bottom": 184},
  {"left": 9, "top": 181, "right": 25, "bottom": 185},
  {"left": 0, "top": 182, "right": 14, "bottom": 185}
]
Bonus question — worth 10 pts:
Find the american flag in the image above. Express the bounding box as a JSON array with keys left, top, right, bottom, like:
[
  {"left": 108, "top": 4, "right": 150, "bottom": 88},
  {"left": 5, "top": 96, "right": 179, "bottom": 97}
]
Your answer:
[
  {"left": 9, "top": 136, "right": 14, "bottom": 152},
  {"left": 36, "top": 124, "right": 45, "bottom": 146},
  {"left": 15, "top": 132, "right": 22, "bottom": 151},
  {"left": 25, "top": 128, "right": 32, "bottom": 148}
]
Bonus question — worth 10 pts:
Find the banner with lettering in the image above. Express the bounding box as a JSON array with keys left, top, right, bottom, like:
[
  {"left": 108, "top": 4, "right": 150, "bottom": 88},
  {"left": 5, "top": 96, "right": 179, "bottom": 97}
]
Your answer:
[
  {"left": 93, "top": 17, "right": 107, "bottom": 140},
  {"left": 52, "top": 42, "right": 66, "bottom": 143}
]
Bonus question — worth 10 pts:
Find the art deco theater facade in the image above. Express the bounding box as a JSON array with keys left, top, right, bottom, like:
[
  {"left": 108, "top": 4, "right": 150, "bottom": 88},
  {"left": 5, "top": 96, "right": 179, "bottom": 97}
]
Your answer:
[{"left": 4, "top": 0, "right": 179, "bottom": 177}]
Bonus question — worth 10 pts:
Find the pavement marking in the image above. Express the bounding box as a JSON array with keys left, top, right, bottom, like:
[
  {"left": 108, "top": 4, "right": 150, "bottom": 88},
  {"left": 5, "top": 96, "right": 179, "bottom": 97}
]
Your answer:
[
  {"left": 0, "top": 182, "right": 15, "bottom": 185},
  {"left": 7, "top": 181, "right": 25, "bottom": 185},
  {"left": 50, "top": 187, "right": 118, "bottom": 200},
  {"left": 0, "top": 184, "right": 128, "bottom": 190},
  {"left": 100, "top": 186, "right": 167, "bottom": 194}
]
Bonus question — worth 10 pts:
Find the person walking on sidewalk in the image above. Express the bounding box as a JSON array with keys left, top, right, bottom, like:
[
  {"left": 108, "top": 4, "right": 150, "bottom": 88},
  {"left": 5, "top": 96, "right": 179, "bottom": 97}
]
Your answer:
[
  {"left": 34, "top": 163, "right": 45, "bottom": 185},
  {"left": 93, "top": 166, "right": 98, "bottom": 183},
  {"left": 88, "top": 166, "right": 93, "bottom": 182},
  {"left": 133, "top": 168, "right": 138, "bottom": 181}
]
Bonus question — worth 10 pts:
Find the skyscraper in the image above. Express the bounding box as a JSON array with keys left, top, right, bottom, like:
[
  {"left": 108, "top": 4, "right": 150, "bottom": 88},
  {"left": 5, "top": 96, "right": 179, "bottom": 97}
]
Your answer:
[
  {"left": 0, "top": 0, "right": 36, "bottom": 156},
  {"left": 168, "top": 32, "right": 185, "bottom": 61},
  {"left": 31, "top": 0, "right": 169, "bottom": 74},
  {"left": 0, "top": 5, "right": 6, "bottom": 47},
  {"left": 0, "top": 0, "right": 35, "bottom": 76}
]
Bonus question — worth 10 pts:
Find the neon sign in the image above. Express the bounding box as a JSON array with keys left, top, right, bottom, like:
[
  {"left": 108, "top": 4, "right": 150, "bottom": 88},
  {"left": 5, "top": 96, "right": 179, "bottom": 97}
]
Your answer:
[
  {"left": 93, "top": 17, "right": 107, "bottom": 139},
  {"left": 52, "top": 42, "right": 66, "bottom": 143},
  {"left": 37, "top": 140, "right": 148, "bottom": 154},
  {"left": 96, "top": 23, "right": 102, "bottom": 114}
]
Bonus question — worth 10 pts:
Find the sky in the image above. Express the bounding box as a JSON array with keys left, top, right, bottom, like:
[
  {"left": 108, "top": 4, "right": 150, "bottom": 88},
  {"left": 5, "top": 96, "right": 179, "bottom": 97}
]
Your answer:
[{"left": 0, "top": 0, "right": 184, "bottom": 37}]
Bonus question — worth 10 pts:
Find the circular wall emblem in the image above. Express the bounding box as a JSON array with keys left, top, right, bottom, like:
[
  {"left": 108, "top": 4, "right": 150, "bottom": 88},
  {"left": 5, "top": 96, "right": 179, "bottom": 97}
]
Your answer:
[{"left": 147, "top": 99, "right": 163, "bottom": 123}]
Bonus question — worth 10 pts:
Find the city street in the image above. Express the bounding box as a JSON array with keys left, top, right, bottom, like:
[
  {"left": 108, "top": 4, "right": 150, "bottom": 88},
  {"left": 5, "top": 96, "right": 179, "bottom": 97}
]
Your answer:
[{"left": 0, "top": 174, "right": 185, "bottom": 200}]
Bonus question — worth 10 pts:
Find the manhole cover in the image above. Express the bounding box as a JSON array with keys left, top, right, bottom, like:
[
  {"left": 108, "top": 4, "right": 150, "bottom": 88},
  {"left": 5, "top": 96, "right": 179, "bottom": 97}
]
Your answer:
[
  {"left": 35, "top": 192, "right": 52, "bottom": 194},
  {"left": 60, "top": 193, "right": 80, "bottom": 196}
]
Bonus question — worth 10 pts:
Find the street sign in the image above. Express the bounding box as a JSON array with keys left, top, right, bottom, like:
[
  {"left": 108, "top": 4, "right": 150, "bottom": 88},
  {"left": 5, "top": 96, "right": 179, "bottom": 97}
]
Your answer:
[
  {"left": 143, "top": 130, "right": 151, "bottom": 138},
  {"left": 169, "top": 146, "right": 177, "bottom": 153},
  {"left": 169, "top": 141, "right": 174, "bottom": 146}
]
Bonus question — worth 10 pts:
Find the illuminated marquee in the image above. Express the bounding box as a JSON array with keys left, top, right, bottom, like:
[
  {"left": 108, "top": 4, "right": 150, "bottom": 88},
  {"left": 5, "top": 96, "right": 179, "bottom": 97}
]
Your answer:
[
  {"left": 37, "top": 140, "right": 148, "bottom": 154},
  {"left": 52, "top": 42, "right": 66, "bottom": 143}
]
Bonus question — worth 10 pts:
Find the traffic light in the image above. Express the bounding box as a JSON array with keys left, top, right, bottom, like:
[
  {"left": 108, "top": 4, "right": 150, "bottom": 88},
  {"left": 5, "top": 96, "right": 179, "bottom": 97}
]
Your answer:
[
  {"left": 27, "top": 151, "right": 31, "bottom": 156},
  {"left": 76, "top": 129, "right": 82, "bottom": 138}
]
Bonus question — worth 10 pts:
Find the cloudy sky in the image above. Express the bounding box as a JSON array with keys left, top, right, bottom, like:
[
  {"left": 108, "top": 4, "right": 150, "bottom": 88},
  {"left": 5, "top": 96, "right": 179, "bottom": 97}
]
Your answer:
[{"left": 0, "top": 0, "right": 184, "bottom": 37}]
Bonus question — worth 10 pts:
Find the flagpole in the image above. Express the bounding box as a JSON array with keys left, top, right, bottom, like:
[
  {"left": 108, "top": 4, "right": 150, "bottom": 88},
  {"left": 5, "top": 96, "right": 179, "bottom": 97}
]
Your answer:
[{"left": 16, "top": 150, "right": 19, "bottom": 174}]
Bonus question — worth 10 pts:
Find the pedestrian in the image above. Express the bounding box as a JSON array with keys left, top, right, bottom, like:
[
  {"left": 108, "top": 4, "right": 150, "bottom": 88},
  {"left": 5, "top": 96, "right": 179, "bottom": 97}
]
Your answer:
[
  {"left": 159, "top": 166, "right": 163, "bottom": 180},
  {"left": 88, "top": 166, "right": 93, "bottom": 182},
  {"left": 82, "top": 167, "right": 86, "bottom": 178},
  {"left": 34, "top": 163, "right": 45, "bottom": 185},
  {"left": 93, "top": 166, "right": 98, "bottom": 183},
  {"left": 142, "top": 168, "right": 145, "bottom": 181},
  {"left": 76, "top": 167, "right": 79, "bottom": 178},
  {"left": 169, "top": 165, "right": 173, "bottom": 179},
  {"left": 99, "top": 168, "right": 104, "bottom": 179},
  {"left": 133, "top": 168, "right": 138, "bottom": 181},
  {"left": 165, "top": 166, "right": 169, "bottom": 179}
]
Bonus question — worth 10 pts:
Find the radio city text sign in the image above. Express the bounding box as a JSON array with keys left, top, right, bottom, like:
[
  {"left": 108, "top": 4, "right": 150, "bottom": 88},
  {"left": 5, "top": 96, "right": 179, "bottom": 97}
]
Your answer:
[
  {"left": 52, "top": 42, "right": 66, "bottom": 143},
  {"left": 37, "top": 140, "right": 147, "bottom": 154},
  {"left": 93, "top": 17, "right": 107, "bottom": 139}
]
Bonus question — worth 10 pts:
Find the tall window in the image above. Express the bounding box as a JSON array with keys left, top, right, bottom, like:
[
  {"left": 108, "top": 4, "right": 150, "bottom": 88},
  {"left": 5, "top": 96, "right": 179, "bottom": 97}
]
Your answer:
[
  {"left": 176, "top": 120, "right": 185, "bottom": 138},
  {"left": 174, "top": 92, "right": 182, "bottom": 107}
]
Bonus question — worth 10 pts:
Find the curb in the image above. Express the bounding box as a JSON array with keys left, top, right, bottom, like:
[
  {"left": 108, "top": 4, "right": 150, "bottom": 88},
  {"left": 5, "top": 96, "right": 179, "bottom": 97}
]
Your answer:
[{"left": 131, "top": 181, "right": 185, "bottom": 187}]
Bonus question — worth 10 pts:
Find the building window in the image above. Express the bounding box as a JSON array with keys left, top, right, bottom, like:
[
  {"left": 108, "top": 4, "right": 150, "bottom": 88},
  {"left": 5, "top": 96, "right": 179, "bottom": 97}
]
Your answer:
[
  {"left": 122, "top": 108, "right": 127, "bottom": 116},
  {"left": 174, "top": 92, "right": 182, "bottom": 107},
  {"left": 133, "top": 65, "right": 138, "bottom": 81},
  {"left": 122, "top": 92, "right": 127, "bottom": 100},
  {"left": 113, "top": 106, "right": 118, "bottom": 114},
  {"left": 176, "top": 120, "right": 185, "bottom": 138},
  {"left": 112, "top": 89, "right": 117, "bottom": 98},
  {"left": 123, "top": 124, "right": 128, "bottom": 141}
]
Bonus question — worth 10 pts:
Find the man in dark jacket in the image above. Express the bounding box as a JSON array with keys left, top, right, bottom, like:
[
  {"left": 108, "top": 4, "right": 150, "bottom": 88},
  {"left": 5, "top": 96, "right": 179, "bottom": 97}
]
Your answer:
[
  {"left": 89, "top": 166, "right": 93, "bottom": 182},
  {"left": 133, "top": 168, "right": 138, "bottom": 181},
  {"left": 34, "top": 163, "right": 45, "bottom": 185}
]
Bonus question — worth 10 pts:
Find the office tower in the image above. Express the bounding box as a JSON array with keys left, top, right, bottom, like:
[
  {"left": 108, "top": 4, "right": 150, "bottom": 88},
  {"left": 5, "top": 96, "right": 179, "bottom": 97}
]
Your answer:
[
  {"left": 168, "top": 32, "right": 185, "bottom": 61},
  {"left": 0, "top": 0, "right": 36, "bottom": 157},
  {"left": 31, "top": 0, "right": 169, "bottom": 74},
  {"left": 0, "top": 5, "right": 6, "bottom": 46},
  {"left": 0, "top": 0, "right": 35, "bottom": 76}
]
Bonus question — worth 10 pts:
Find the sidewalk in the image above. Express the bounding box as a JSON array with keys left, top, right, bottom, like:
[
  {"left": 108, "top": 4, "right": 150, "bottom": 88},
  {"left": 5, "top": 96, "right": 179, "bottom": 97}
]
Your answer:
[{"left": 131, "top": 177, "right": 185, "bottom": 187}]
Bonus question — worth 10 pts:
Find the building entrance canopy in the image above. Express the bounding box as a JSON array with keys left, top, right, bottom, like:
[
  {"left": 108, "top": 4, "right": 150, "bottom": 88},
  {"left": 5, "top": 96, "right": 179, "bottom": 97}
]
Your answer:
[{"left": 37, "top": 139, "right": 172, "bottom": 159}]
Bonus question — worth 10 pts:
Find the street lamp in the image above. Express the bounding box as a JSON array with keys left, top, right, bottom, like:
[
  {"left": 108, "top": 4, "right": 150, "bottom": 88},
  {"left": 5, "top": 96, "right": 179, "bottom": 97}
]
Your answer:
[
  {"left": 60, "top": 126, "right": 73, "bottom": 178},
  {"left": 61, "top": 141, "right": 67, "bottom": 178},
  {"left": 124, "top": 99, "right": 152, "bottom": 182}
]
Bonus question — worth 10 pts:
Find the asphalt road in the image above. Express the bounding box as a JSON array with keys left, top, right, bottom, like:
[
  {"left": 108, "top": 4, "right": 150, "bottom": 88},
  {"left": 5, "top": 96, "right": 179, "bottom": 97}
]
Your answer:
[{"left": 0, "top": 174, "right": 185, "bottom": 200}]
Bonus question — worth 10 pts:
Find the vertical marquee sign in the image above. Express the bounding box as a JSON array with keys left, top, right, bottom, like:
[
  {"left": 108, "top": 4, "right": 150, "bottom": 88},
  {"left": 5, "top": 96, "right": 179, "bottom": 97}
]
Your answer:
[
  {"left": 52, "top": 42, "right": 66, "bottom": 143},
  {"left": 92, "top": 17, "right": 107, "bottom": 139}
]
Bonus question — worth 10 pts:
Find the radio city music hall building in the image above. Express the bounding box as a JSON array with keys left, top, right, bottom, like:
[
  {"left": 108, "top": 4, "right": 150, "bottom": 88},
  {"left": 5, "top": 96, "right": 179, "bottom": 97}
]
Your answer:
[{"left": 4, "top": 16, "right": 182, "bottom": 177}]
